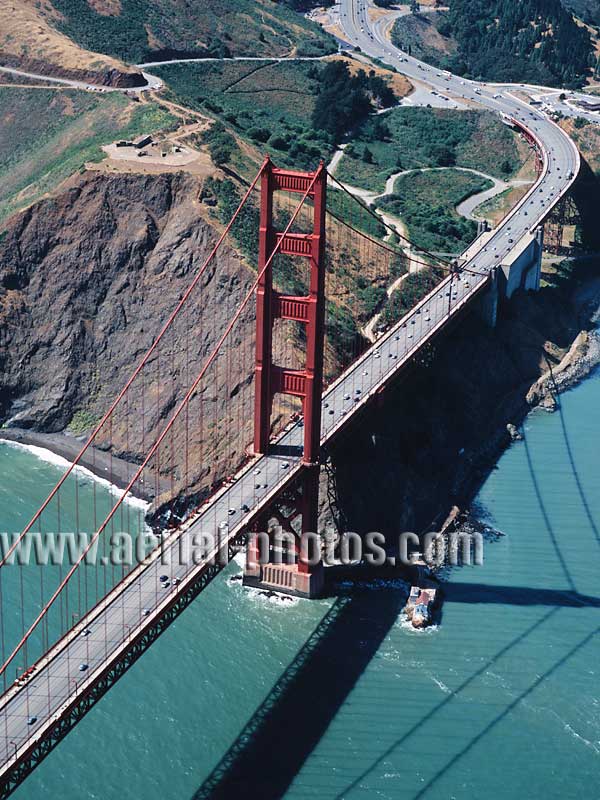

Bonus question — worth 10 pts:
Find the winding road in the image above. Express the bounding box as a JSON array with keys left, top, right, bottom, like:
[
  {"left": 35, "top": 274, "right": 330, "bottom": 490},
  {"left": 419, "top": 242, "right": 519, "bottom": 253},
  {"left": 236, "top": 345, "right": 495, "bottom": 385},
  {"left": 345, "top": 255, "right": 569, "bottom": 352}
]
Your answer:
[{"left": 338, "top": 0, "right": 580, "bottom": 251}]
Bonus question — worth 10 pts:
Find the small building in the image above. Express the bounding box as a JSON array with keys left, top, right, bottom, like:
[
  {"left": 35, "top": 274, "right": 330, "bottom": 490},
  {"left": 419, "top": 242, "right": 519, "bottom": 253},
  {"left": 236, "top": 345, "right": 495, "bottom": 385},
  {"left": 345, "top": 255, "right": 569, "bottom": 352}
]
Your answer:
[
  {"left": 133, "top": 135, "right": 153, "bottom": 149},
  {"left": 575, "top": 99, "right": 600, "bottom": 112}
]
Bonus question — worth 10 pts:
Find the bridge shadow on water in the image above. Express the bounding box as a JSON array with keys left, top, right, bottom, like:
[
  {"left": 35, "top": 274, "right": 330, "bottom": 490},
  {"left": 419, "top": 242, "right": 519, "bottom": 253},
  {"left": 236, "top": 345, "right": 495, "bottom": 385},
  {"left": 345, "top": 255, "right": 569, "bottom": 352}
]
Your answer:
[
  {"left": 191, "top": 322, "right": 600, "bottom": 799},
  {"left": 191, "top": 584, "right": 407, "bottom": 800},
  {"left": 443, "top": 581, "right": 599, "bottom": 608}
]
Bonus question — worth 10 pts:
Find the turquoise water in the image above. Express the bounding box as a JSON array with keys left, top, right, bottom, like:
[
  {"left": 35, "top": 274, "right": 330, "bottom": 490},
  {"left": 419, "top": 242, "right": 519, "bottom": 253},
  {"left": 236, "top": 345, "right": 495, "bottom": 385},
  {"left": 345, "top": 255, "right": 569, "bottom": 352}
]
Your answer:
[{"left": 3, "top": 368, "right": 600, "bottom": 799}]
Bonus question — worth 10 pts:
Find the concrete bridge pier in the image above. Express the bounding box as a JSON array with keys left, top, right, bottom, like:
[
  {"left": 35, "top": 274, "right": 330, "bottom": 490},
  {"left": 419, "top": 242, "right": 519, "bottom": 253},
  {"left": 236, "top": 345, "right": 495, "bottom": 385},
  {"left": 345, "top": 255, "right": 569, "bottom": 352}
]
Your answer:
[
  {"left": 243, "top": 465, "right": 324, "bottom": 599},
  {"left": 499, "top": 225, "right": 544, "bottom": 298},
  {"left": 474, "top": 225, "right": 543, "bottom": 327},
  {"left": 475, "top": 267, "right": 499, "bottom": 328},
  {"left": 477, "top": 219, "right": 489, "bottom": 238}
]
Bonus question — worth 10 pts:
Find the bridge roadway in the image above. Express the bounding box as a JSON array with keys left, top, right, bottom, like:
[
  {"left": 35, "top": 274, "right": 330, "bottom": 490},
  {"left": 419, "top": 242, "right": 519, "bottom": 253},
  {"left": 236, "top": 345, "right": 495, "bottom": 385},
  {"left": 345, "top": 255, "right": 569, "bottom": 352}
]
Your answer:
[{"left": 0, "top": 1, "right": 582, "bottom": 790}]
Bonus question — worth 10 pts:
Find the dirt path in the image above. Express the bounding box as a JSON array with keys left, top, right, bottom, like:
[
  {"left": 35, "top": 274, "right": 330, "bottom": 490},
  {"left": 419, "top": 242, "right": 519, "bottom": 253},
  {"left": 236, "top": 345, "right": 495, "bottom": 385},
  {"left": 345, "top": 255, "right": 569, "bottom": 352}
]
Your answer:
[{"left": 326, "top": 154, "right": 531, "bottom": 343}]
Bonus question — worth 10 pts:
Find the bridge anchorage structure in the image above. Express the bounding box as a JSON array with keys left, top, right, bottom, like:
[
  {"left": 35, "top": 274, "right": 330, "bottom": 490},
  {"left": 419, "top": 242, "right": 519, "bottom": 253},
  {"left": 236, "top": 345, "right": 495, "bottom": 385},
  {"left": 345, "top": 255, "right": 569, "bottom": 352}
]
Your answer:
[{"left": 246, "top": 158, "right": 327, "bottom": 598}]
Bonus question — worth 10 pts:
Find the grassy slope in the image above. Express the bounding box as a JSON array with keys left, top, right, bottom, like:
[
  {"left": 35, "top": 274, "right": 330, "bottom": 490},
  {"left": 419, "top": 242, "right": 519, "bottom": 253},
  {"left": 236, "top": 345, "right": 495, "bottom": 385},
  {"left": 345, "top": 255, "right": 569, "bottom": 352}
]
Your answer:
[
  {"left": 0, "top": 89, "right": 175, "bottom": 222},
  {"left": 155, "top": 60, "right": 333, "bottom": 173},
  {"left": 0, "top": 1, "right": 139, "bottom": 84},
  {"left": 49, "top": 0, "right": 335, "bottom": 63},
  {"left": 335, "top": 108, "right": 522, "bottom": 193},
  {"left": 154, "top": 55, "right": 410, "bottom": 175},
  {"left": 379, "top": 169, "right": 493, "bottom": 252}
]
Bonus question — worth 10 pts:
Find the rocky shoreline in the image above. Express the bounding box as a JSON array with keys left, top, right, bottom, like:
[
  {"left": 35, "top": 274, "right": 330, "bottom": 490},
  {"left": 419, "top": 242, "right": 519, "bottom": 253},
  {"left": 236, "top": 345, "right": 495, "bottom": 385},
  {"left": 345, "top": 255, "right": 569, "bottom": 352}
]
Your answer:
[
  {"left": 527, "top": 328, "right": 600, "bottom": 411},
  {"left": 0, "top": 428, "right": 154, "bottom": 502},
  {"left": 431, "top": 268, "right": 600, "bottom": 543}
]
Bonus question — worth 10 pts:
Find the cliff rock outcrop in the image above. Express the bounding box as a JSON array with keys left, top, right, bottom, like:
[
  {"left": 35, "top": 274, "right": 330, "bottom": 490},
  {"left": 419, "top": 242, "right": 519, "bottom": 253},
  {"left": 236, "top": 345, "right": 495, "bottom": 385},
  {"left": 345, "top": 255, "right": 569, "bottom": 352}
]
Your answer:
[{"left": 0, "top": 171, "right": 256, "bottom": 498}]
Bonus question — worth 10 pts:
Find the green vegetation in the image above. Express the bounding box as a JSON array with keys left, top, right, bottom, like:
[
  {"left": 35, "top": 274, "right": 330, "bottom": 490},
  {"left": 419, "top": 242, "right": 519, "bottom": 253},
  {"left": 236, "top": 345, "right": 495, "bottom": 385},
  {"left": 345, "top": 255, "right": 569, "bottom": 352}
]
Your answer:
[
  {"left": 67, "top": 409, "right": 100, "bottom": 435},
  {"left": 155, "top": 60, "right": 331, "bottom": 170},
  {"left": 0, "top": 88, "right": 176, "bottom": 221},
  {"left": 311, "top": 61, "right": 396, "bottom": 140},
  {"left": 156, "top": 59, "right": 399, "bottom": 171},
  {"left": 379, "top": 169, "right": 493, "bottom": 253},
  {"left": 50, "top": 0, "right": 335, "bottom": 63},
  {"left": 335, "top": 108, "right": 521, "bottom": 193},
  {"left": 327, "top": 188, "right": 387, "bottom": 239},
  {"left": 393, "top": 0, "right": 593, "bottom": 88}
]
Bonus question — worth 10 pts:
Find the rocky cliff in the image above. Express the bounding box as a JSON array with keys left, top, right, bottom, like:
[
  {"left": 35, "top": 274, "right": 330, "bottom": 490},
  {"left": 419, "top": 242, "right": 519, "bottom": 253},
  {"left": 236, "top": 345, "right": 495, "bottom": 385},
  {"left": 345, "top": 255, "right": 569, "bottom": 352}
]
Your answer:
[
  {"left": 0, "top": 171, "right": 256, "bottom": 500},
  {"left": 0, "top": 56, "right": 148, "bottom": 88}
]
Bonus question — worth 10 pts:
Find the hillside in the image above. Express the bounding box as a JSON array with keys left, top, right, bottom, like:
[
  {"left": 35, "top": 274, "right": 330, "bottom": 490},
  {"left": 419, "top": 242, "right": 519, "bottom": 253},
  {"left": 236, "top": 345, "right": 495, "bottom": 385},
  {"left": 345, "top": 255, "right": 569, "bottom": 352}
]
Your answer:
[
  {"left": 0, "top": 0, "right": 144, "bottom": 87},
  {"left": 392, "top": 0, "right": 594, "bottom": 87},
  {"left": 0, "top": 88, "right": 176, "bottom": 222},
  {"left": 154, "top": 56, "right": 410, "bottom": 174},
  {"left": 48, "top": 0, "right": 335, "bottom": 63},
  {"left": 379, "top": 169, "right": 492, "bottom": 253},
  {"left": 335, "top": 107, "right": 524, "bottom": 193}
]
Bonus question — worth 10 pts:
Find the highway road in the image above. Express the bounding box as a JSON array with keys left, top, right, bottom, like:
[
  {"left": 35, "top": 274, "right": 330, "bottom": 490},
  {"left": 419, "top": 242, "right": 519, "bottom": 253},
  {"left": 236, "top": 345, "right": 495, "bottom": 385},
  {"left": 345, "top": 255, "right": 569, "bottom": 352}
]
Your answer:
[
  {"left": 333, "top": 0, "right": 581, "bottom": 273},
  {"left": 0, "top": 2, "right": 585, "bottom": 792},
  {"left": 339, "top": 0, "right": 579, "bottom": 225}
]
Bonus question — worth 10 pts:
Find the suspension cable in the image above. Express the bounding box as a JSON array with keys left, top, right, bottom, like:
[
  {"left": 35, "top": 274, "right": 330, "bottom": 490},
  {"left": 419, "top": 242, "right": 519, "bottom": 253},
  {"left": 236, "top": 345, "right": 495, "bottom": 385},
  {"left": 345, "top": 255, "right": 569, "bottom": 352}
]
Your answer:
[
  {"left": 0, "top": 164, "right": 321, "bottom": 680},
  {"left": 0, "top": 160, "right": 267, "bottom": 571},
  {"left": 327, "top": 208, "right": 451, "bottom": 273}
]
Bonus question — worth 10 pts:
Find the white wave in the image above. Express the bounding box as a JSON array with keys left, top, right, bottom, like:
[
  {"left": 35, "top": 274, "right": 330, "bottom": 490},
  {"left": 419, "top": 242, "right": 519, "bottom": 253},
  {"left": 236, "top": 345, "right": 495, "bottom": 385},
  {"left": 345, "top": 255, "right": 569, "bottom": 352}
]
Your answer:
[
  {"left": 542, "top": 707, "right": 600, "bottom": 755},
  {"left": 225, "top": 567, "right": 303, "bottom": 607},
  {"left": 397, "top": 612, "right": 439, "bottom": 634},
  {"left": 563, "top": 723, "right": 600, "bottom": 754},
  {"left": 233, "top": 582, "right": 301, "bottom": 607},
  {"left": 430, "top": 676, "right": 452, "bottom": 695},
  {"left": 0, "top": 439, "right": 149, "bottom": 510}
]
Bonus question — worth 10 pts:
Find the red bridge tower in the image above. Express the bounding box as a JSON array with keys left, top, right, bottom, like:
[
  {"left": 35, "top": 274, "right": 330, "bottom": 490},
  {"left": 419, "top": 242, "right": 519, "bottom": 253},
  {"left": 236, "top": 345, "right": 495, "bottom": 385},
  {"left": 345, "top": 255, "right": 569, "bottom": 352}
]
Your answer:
[{"left": 246, "top": 158, "right": 327, "bottom": 597}]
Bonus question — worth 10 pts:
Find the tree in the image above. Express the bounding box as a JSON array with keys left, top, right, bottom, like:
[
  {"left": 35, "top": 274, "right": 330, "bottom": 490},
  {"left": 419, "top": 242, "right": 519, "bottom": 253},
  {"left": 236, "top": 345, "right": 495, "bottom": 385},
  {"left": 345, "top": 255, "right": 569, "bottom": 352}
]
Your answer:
[
  {"left": 311, "top": 61, "right": 373, "bottom": 139},
  {"left": 413, "top": 0, "right": 594, "bottom": 88},
  {"left": 372, "top": 118, "right": 391, "bottom": 140},
  {"left": 430, "top": 144, "right": 455, "bottom": 166},
  {"left": 363, "top": 147, "right": 374, "bottom": 164},
  {"left": 248, "top": 127, "right": 271, "bottom": 143},
  {"left": 209, "top": 143, "right": 232, "bottom": 165}
]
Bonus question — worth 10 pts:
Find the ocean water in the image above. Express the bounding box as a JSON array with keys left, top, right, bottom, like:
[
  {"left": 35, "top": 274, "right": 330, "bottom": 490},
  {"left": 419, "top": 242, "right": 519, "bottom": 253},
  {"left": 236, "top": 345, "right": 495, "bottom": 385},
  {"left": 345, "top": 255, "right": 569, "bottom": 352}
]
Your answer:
[{"left": 2, "top": 368, "right": 599, "bottom": 799}]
